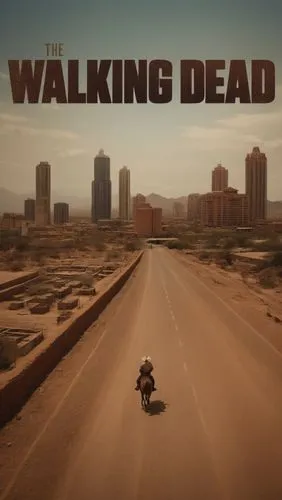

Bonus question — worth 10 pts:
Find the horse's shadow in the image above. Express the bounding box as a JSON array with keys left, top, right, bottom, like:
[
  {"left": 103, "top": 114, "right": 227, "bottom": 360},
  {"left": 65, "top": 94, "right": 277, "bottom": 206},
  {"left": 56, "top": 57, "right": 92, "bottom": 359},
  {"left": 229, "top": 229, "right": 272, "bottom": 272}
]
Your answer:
[{"left": 144, "top": 399, "right": 168, "bottom": 416}]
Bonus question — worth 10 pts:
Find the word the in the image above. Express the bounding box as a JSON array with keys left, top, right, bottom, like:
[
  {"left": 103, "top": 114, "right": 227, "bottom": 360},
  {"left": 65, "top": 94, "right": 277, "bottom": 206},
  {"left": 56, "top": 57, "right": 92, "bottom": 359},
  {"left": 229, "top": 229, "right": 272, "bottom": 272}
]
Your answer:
[
  {"left": 8, "top": 59, "right": 275, "bottom": 104},
  {"left": 45, "top": 43, "right": 64, "bottom": 57}
]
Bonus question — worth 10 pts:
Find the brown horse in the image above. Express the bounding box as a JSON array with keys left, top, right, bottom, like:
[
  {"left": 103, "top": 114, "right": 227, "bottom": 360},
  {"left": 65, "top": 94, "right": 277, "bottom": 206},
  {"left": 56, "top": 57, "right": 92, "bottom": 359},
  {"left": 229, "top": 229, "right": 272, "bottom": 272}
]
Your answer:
[{"left": 140, "top": 375, "right": 152, "bottom": 408}]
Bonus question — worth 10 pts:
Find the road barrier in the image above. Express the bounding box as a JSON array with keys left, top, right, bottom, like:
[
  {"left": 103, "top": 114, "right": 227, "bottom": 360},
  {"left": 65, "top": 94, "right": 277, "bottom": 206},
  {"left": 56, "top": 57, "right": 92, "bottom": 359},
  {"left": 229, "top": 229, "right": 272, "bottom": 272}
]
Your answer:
[{"left": 0, "top": 251, "right": 143, "bottom": 428}]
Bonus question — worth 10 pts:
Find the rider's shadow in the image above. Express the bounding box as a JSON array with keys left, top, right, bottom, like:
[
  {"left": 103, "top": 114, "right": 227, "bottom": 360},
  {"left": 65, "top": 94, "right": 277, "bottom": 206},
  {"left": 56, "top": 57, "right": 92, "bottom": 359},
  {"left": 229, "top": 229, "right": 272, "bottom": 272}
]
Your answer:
[{"left": 145, "top": 400, "right": 168, "bottom": 416}]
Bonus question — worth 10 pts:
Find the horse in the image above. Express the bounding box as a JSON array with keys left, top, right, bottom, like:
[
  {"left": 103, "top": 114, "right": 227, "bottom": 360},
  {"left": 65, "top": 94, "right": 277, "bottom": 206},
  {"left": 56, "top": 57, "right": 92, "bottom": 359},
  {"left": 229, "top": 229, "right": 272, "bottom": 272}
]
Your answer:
[{"left": 140, "top": 375, "right": 152, "bottom": 408}]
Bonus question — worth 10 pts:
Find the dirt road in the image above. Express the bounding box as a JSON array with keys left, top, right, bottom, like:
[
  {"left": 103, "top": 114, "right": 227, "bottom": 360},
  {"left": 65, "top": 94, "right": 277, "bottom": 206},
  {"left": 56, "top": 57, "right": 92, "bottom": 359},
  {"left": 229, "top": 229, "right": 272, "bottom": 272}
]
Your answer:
[{"left": 1, "top": 247, "right": 282, "bottom": 500}]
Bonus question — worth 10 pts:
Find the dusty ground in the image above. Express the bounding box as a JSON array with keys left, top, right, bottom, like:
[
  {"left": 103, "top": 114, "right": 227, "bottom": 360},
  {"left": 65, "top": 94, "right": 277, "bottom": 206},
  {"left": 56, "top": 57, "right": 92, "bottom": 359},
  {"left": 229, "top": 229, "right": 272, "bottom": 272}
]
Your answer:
[
  {"left": 0, "top": 244, "right": 131, "bottom": 272},
  {"left": 173, "top": 250, "right": 282, "bottom": 324}
]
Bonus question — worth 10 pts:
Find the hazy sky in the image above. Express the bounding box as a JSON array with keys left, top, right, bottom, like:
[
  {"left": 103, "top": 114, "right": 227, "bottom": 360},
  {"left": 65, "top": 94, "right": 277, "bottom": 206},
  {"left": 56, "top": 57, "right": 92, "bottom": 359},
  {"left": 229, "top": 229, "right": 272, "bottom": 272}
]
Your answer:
[{"left": 0, "top": 0, "right": 281, "bottom": 200}]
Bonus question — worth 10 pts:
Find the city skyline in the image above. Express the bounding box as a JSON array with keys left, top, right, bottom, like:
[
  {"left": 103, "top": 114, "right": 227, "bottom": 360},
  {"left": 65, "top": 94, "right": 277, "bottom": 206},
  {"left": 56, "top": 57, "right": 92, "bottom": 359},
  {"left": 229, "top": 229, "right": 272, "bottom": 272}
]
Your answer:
[
  {"left": 0, "top": 145, "right": 272, "bottom": 219},
  {"left": 0, "top": 145, "right": 271, "bottom": 228},
  {"left": 0, "top": 1, "right": 281, "bottom": 200}
]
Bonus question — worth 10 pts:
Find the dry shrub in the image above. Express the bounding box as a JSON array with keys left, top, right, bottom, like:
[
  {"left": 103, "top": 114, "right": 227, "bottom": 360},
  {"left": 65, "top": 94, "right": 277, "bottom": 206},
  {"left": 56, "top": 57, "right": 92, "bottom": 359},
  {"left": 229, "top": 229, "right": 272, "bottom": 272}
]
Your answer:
[
  {"left": 105, "top": 250, "right": 120, "bottom": 261},
  {"left": 8, "top": 262, "right": 25, "bottom": 272},
  {"left": 198, "top": 250, "right": 212, "bottom": 261},
  {"left": 258, "top": 268, "right": 279, "bottom": 288}
]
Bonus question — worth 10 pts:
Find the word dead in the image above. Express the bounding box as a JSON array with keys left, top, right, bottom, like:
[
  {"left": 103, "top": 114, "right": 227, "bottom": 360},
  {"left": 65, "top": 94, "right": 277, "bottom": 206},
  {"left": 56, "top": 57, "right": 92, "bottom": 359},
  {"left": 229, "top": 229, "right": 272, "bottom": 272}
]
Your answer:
[{"left": 8, "top": 59, "right": 275, "bottom": 104}]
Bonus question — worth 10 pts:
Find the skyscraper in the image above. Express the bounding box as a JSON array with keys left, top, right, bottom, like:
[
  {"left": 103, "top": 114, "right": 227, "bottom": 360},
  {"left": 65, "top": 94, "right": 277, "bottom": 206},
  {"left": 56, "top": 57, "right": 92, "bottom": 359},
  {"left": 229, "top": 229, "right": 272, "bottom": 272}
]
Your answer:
[
  {"left": 35, "top": 162, "right": 51, "bottom": 226},
  {"left": 54, "top": 203, "right": 69, "bottom": 224},
  {"left": 212, "top": 164, "right": 228, "bottom": 191},
  {"left": 187, "top": 193, "right": 200, "bottom": 221},
  {"left": 119, "top": 166, "right": 131, "bottom": 220},
  {"left": 24, "top": 198, "right": 35, "bottom": 222},
  {"left": 245, "top": 146, "right": 267, "bottom": 222},
  {"left": 91, "top": 149, "right": 111, "bottom": 222}
]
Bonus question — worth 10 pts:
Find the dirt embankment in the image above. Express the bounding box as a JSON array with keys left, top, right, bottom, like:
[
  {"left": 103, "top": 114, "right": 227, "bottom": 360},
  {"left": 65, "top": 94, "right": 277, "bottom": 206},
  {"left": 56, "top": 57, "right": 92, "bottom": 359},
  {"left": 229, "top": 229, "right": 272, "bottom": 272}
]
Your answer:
[{"left": 172, "top": 250, "right": 282, "bottom": 324}]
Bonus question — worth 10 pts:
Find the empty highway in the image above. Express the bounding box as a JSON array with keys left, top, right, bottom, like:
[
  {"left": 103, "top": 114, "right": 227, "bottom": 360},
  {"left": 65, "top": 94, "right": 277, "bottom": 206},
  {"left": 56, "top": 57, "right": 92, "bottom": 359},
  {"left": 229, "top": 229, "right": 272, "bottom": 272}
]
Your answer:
[{"left": 1, "top": 247, "right": 282, "bottom": 500}]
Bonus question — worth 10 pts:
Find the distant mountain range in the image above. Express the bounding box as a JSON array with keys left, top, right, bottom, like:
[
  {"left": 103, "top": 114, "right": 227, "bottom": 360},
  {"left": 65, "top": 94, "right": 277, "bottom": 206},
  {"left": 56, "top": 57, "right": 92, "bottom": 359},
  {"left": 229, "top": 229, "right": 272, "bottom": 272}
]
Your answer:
[{"left": 0, "top": 187, "right": 282, "bottom": 218}]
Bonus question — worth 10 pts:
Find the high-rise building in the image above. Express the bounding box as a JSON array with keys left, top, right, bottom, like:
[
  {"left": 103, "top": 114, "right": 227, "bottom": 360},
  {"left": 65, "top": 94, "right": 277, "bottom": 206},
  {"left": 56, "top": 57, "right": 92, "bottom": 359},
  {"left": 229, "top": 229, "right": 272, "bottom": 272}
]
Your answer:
[
  {"left": 119, "top": 166, "right": 131, "bottom": 220},
  {"left": 1, "top": 213, "right": 25, "bottom": 229},
  {"left": 199, "top": 187, "right": 249, "bottom": 227},
  {"left": 212, "top": 164, "right": 228, "bottom": 191},
  {"left": 132, "top": 193, "right": 146, "bottom": 220},
  {"left": 173, "top": 202, "right": 185, "bottom": 218},
  {"left": 135, "top": 204, "right": 162, "bottom": 236},
  {"left": 54, "top": 203, "right": 69, "bottom": 224},
  {"left": 91, "top": 149, "right": 111, "bottom": 222},
  {"left": 24, "top": 198, "right": 35, "bottom": 222},
  {"left": 152, "top": 207, "right": 162, "bottom": 235},
  {"left": 35, "top": 161, "right": 51, "bottom": 226},
  {"left": 187, "top": 193, "right": 201, "bottom": 221},
  {"left": 245, "top": 146, "right": 267, "bottom": 222}
]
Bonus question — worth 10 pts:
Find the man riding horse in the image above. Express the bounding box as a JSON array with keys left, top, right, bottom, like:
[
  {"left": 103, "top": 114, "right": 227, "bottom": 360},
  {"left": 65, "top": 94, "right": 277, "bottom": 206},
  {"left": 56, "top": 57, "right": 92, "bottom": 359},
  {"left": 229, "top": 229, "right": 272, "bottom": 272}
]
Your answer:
[{"left": 135, "top": 356, "right": 157, "bottom": 392}]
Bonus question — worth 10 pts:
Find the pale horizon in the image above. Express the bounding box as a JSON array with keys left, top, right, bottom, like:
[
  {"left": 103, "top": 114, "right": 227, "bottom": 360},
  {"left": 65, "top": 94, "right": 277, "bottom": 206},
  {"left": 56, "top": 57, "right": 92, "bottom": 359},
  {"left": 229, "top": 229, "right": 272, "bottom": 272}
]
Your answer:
[{"left": 0, "top": 0, "right": 282, "bottom": 200}]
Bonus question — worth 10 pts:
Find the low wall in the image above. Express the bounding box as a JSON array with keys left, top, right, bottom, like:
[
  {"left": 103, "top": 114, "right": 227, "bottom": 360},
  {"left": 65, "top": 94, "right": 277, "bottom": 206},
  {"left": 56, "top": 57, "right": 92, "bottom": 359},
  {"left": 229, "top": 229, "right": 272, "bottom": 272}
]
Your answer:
[
  {"left": 0, "top": 271, "right": 39, "bottom": 292},
  {"left": 0, "top": 252, "right": 143, "bottom": 428},
  {"left": 0, "top": 276, "right": 41, "bottom": 302}
]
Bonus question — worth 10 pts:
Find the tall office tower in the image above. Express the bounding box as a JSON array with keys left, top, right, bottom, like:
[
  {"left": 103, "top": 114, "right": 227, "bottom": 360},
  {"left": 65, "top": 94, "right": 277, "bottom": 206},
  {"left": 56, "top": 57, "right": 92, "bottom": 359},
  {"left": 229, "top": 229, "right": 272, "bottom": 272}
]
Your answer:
[
  {"left": 24, "top": 198, "right": 35, "bottom": 221},
  {"left": 132, "top": 193, "right": 146, "bottom": 220},
  {"left": 187, "top": 193, "right": 200, "bottom": 221},
  {"left": 212, "top": 163, "right": 228, "bottom": 191},
  {"left": 35, "top": 161, "right": 51, "bottom": 226},
  {"left": 91, "top": 149, "right": 111, "bottom": 222},
  {"left": 245, "top": 146, "right": 267, "bottom": 222},
  {"left": 54, "top": 202, "right": 69, "bottom": 224},
  {"left": 119, "top": 166, "right": 131, "bottom": 220}
]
